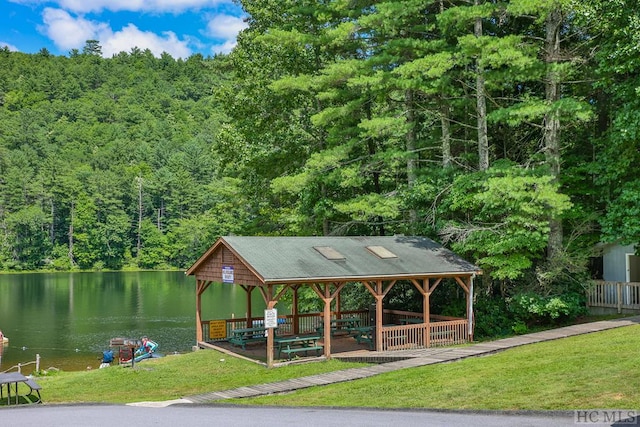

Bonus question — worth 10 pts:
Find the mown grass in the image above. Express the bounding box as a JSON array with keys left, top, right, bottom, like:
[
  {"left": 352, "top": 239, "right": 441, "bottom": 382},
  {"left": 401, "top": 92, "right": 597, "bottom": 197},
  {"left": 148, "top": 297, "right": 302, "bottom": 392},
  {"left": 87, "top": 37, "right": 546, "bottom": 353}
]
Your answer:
[
  {"left": 11, "top": 324, "right": 640, "bottom": 410},
  {"left": 22, "top": 353, "right": 366, "bottom": 405},
  {"left": 237, "top": 325, "right": 640, "bottom": 410}
]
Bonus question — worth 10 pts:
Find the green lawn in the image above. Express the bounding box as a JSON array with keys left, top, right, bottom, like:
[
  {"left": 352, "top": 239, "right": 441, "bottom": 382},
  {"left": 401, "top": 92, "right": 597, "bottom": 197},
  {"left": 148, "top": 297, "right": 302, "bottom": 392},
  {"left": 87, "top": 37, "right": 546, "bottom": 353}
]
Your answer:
[
  {"left": 23, "top": 354, "right": 366, "bottom": 405},
  {"left": 238, "top": 325, "right": 640, "bottom": 410},
  {"left": 15, "top": 324, "right": 640, "bottom": 410}
]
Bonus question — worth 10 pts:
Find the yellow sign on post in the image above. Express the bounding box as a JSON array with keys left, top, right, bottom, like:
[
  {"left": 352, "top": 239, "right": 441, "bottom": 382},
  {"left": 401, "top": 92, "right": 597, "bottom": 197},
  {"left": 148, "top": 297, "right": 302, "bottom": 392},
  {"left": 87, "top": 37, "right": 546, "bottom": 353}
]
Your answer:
[{"left": 209, "top": 320, "right": 227, "bottom": 340}]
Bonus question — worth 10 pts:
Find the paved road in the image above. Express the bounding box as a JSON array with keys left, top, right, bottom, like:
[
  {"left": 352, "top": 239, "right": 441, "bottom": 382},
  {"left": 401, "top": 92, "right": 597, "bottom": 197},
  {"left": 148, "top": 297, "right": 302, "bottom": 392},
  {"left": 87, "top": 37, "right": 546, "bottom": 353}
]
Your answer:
[{"left": 0, "top": 404, "right": 580, "bottom": 426}]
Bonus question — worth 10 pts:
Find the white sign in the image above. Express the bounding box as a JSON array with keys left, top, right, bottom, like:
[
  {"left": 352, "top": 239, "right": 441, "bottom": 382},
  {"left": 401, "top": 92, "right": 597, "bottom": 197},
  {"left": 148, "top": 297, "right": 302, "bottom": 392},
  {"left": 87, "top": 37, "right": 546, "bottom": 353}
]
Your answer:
[
  {"left": 222, "top": 266, "right": 234, "bottom": 283},
  {"left": 264, "top": 308, "right": 278, "bottom": 328}
]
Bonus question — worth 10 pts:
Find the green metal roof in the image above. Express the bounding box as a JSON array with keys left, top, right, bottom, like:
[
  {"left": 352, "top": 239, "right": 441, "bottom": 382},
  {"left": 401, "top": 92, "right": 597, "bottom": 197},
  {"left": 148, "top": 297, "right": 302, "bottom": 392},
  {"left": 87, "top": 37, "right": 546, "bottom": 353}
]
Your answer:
[{"left": 214, "top": 236, "right": 480, "bottom": 283}]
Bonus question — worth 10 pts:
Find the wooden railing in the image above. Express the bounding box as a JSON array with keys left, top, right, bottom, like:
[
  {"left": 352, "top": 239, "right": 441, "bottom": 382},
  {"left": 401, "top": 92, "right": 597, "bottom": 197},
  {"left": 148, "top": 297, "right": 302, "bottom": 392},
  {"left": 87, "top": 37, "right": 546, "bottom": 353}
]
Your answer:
[
  {"left": 201, "top": 310, "right": 468, "bottom": 351},
  {"left": 383, "top": 309, "right": 463, "bottom": 325},
  {"left": 1, "top": 354, "right": 41, "bottom": 374},
  {"left": 380, "top": 319, "right": 468, "bottom": 351},
  {"left": 429, "top": 319, "right": 469, "bottom": 346},
  {"left": 588, "top": 281, "right": 640, "bottom": 313},
  {"left": 201, "top": 310, "right": 369, "bottom": 342}
]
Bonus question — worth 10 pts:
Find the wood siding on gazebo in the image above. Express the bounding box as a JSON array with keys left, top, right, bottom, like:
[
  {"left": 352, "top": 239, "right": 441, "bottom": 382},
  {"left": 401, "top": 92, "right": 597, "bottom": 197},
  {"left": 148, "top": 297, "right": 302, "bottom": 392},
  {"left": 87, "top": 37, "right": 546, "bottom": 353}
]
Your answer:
[
  {"left": 194, "top": 244, "right": 263, "bottom": 286},
  {"left": 187, "top": 236, "right": 481, "bottom": 367}
]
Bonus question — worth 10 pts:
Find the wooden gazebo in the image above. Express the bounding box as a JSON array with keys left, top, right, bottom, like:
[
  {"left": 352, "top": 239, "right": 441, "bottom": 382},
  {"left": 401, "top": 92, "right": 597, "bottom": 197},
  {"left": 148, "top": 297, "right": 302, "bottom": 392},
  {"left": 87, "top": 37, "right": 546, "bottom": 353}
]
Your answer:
[{"left": 186, "top": 235, "right": 481, "bottom": 367}]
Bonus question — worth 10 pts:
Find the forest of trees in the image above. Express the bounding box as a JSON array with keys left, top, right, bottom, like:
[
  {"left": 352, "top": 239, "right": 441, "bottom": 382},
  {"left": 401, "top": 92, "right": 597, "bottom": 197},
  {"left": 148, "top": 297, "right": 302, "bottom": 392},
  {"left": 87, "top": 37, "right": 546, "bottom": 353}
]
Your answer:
[{"left": 1, "top": 1, "right": 639, "bottom": 332}]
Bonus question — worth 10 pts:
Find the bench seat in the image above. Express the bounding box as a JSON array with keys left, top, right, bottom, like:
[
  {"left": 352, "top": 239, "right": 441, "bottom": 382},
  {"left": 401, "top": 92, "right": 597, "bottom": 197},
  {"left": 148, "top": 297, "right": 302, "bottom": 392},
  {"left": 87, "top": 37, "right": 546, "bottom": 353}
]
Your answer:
[
  {"left": 356, "top": 335, "right": 373, "bottom": 349},
  {"left": 227, "top": 327, "right": 273, "bottom": 350},
  {"left": 353, "top": 331, "right": 373, "bottom": 349},
  {"left": 228, "top": 335, "right": 266, "bottom": 350},
  {"left": 24, "top": 378, "right": 42, "bottom": 404},
  {"left": 281, "top": 345, "right": 323, "bottom": 359}
]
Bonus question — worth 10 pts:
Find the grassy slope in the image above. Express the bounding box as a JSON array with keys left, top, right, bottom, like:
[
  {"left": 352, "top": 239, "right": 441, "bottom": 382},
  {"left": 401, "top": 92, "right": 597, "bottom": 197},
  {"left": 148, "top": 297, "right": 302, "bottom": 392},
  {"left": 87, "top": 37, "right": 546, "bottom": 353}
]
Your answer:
[
  {"left": 24, "top": 324, "right": 640, "bottom": 409},
  {"left": 32, "top": 355, "right": 366, "bottom": 404},
  {"left": 236, "top": 325, "right": 640, "bottom": 410}
]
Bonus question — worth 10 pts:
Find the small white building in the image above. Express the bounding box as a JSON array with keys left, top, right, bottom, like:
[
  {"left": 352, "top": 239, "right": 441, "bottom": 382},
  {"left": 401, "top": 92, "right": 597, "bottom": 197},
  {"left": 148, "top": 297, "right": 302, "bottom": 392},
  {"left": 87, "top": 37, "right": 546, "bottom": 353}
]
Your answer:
[
  {"left": 590, "top": 243, "right": 640, "bottom": 314},
  {"left": 601, "top": 243, "right": 640, "bottom": 282}
]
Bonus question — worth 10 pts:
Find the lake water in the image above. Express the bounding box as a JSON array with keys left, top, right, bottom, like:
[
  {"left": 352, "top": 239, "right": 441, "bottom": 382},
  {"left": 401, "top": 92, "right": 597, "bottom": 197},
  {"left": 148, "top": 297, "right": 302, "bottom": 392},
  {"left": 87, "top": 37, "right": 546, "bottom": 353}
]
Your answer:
[{"left": 0, "top": 271, "right": 268, "bottom": 373}]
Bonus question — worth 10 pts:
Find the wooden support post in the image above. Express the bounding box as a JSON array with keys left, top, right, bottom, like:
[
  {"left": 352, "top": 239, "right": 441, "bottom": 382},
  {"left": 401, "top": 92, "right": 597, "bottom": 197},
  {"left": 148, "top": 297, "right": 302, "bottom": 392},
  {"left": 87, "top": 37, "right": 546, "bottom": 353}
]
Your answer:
[
  {"left": 410, "top": 278, "right": 434, "bottom": 348},
  {"left": 260, "top": 284, "right": 291, "bottom": 367},
  {"left": 196, "top": 280, "right": 203, "bottom": 342},
  {"left": 323, "top": 290, "right": 332, "bottom": 358},
  {"left": 195, "top": 280, "right": 212, "bottom": 343},
  {"left": 309, "top": 282, "right": 346, "bottom": 359},
  {"left": 375, "top": 281, "right": 383, "bottom": 351},
  {"left": 246, "top": 286, "right": 253, "bottom": 328},
  {"left": 423, "top": 279, "right": 431, "bottom": 348},
  {"left": 468, "top": 275, "right": 475, "bottom": 342},
  {"left": 361, "top": 280, "right": 397, "bottom": 352},
  {"left": 617, "top": 282, "right": 622, "bottom": 314},
  {"left": 293, "top": 285, "right": 300, "bottom": 335},
  {"left": 266, "top": 285, "right": 275, "bottom": 368}
]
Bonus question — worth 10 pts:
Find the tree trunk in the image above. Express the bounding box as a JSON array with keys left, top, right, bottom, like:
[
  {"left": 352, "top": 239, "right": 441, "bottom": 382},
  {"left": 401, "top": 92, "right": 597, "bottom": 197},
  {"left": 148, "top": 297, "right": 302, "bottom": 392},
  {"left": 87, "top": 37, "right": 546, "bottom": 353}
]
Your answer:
[
  {"left": 365, "top": 92, "right": 384, "bottom": 236},
  {"left": 438, "top": 0, "right": 452, "bottom": 168},
  {"left": 49, "top": 198, "right": 55, "bottom": 244},
  {"left": 136, "top": 176, "right": 143, "bottom": 254},
  {"left": 405, "top": 89, "right": 418, "bottom": 226},
  {"left": 544, "top": 7, "right": 563, "bottom": 260},
  {"left": 322, "top": 183, "right": 329, "bottom": 236},
  {"left": 475, "top": 0, "right": 489, "bottom": 171},
  {"left": 68, "top": 201, "right": 76, "bottom": 266},
  {"left": 441, "top": 101, "right": 452, "bottom": 168}
]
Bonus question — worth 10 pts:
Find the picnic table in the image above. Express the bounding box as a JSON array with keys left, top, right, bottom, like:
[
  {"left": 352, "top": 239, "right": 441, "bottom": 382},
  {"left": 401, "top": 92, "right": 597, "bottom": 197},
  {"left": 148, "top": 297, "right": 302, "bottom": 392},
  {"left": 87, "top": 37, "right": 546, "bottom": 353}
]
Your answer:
[
  {"left": 0, "top": 372, "right": 42, "bottom": 405},
  {"left": 351, "top": 326, "right": 374, "bottom": 349},
  {"left": 316, "top": 318, "right": 361, "bottom": 336},
  {"left": 274, "top": 335, "right": 323, "bottom": 359},
  {"left": 228, "top": 326, "right": 273, "bottom": 350}
]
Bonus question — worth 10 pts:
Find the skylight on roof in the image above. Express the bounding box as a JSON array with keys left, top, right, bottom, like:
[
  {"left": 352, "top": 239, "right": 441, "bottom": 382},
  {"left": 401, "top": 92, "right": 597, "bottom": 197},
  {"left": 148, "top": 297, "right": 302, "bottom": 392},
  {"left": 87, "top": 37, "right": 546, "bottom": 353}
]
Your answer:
[
  {"left": 314, "top": 246, "right": 345, "bottom": 260},
  {"left": 366, "top": 245, "right": 397, "bottom": 259}
]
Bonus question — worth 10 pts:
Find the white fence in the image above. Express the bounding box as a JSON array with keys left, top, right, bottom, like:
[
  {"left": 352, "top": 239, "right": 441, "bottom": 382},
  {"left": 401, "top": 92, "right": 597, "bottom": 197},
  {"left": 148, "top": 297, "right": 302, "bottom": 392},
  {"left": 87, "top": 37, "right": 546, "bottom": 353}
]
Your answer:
[
  {"left": 588, "top": 281, "right": 640, "bottom": 313},
  {"left": 1, "top": 354, "right": 41, "bottom": 374}
]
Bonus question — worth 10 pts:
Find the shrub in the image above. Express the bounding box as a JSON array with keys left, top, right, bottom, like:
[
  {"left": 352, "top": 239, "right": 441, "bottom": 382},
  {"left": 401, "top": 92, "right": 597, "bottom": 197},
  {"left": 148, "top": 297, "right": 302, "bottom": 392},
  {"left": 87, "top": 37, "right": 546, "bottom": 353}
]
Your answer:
[
  {"left": 511, "top": 321, "right": 528, "bottom": 335},
  {"left": 508, "top": 292, "right": 587, "bottom": 326},
  {"left": 472, "top": 296, "right": 514, "bottom": 338}
]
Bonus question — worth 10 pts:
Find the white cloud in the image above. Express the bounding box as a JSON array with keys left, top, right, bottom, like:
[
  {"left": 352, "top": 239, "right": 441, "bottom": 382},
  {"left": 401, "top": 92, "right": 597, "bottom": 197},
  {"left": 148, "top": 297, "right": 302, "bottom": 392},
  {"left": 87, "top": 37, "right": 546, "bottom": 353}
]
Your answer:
[
  {"left": 206, "top": 14, "right": 247, "bottom": 39},
  {"left": 205, "top": 14, "right": 247, "bottom": 54},
  {"left": 12, "top": 0, "right": 232, "bottom": 14},
  {"left": 0, "top": 41, "right": 19, "bottom": 51},
  {"left": 41, "top": 8, "right": 107, "bottom": 51},
  {"left": 40, "top": 8, "right": 191, "bottom": 58},
  {"left": 19, "top": 1, "right": 245, "bottom": 58},
  {"left": 100, "top": 24, "right": 191, "bottom": 59},
  {"left": 210, "top": 39, "right": 237, "bottom": 55}
]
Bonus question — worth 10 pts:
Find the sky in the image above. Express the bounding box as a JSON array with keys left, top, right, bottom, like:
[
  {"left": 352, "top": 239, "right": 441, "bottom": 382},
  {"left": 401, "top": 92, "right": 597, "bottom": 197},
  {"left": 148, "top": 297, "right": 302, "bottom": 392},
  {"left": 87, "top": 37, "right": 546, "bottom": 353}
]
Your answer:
[{"left": 0, "top": 0, "right": 249, "bottom": 59}]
